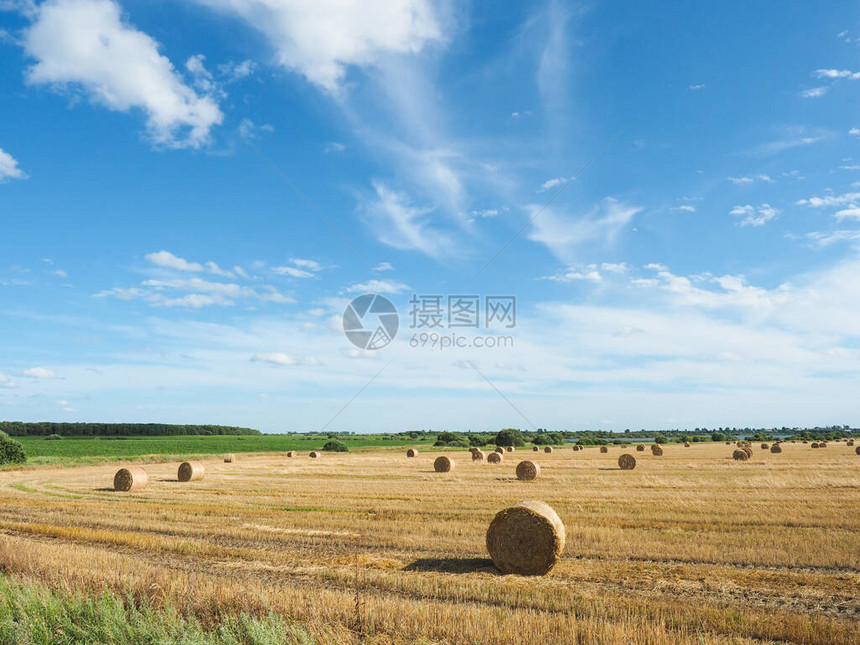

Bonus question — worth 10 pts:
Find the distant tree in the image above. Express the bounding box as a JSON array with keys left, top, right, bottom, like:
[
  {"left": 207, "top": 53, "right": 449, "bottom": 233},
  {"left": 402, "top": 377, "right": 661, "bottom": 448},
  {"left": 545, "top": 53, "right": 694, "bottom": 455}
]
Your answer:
[
  {"left": 495, "top": 428, "right": 525, "bottom": 447},
  {"left": 653, "top": 434, "right": 667, "bottom": 444},
  {"left": 322, "top": 440, "right": 348, "bottom": 452},
  {"left": 711, "top": 432, "right": 726, "bottom": 442},
  {"left": 0, "top": 432, "right": 26, "bottom": 465}
]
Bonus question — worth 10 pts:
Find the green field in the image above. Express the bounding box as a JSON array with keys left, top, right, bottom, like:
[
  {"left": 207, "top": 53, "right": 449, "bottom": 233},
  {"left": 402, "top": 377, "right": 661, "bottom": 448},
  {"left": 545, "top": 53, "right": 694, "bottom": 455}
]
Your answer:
[{"left": 13, "top": 434, "right": 436, "bottom": 465}]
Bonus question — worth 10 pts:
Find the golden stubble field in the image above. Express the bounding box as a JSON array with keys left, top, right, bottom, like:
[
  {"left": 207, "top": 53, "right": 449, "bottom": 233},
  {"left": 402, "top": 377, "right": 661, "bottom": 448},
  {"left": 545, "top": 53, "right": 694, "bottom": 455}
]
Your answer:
[{"left": 0, "top": 442, "right": 858, "bottom": 644}]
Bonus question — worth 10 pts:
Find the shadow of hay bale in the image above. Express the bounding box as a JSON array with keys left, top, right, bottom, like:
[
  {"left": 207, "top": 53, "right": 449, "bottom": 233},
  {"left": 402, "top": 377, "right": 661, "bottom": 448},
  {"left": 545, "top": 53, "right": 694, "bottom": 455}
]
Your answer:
[{"left": 404, "top": 557, "right": 497, "bottom": 574}]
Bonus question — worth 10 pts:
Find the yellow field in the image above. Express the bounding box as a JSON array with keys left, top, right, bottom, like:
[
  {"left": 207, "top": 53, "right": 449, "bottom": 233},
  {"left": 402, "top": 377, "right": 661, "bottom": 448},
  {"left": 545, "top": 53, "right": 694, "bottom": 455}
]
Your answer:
[{"left": 1, "top": 442, "right": 858, "bottom": 644}]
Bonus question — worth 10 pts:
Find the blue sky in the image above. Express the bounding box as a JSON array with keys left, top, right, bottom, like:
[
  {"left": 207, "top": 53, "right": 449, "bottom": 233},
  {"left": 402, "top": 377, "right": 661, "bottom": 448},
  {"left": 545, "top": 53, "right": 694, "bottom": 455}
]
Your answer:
[{"left": 1, "top": 0, "right": 859, "bottom": 432}]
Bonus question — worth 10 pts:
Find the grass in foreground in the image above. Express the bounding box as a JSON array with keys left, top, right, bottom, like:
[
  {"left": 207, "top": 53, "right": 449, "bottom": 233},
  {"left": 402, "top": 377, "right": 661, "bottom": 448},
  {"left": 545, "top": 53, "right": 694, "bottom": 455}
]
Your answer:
[{"left": 0, "top": 574, "right": 317, "bottom": 645}]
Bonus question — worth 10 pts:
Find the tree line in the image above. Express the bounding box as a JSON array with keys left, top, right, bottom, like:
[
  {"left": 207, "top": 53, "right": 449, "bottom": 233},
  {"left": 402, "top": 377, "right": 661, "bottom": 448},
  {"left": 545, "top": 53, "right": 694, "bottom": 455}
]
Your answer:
[{"left": 0, "top": 422, "right": 261, "bottom": 437}]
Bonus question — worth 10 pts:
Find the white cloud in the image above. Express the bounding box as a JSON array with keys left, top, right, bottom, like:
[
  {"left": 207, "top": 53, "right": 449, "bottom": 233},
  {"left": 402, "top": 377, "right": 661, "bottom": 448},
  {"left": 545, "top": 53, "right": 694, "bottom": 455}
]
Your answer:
[
  {"left": 539, "top": 176, "right": 569, "bottom": 192},
  {"left": 250, "top": 352, "right": 317, "bottom": 366},
  {"left": 272, "top": 258, "right": 324, "bottom": 278},
  {"left": 800, "top": 87, "right": 829, "bottom": 98},
  {"left": 672, "top": 205, "right": 696, "bottom": 212},
  {"left": 360, "top": 181, "right": 454, "bottom": 257},
  {"left": 22, "top": 367, "right": 55, "bottom": 378},
  {"left": 527, "top": 198, "right": 642, "bottom": 262},
  {"left": 815, "top": 69, "right": 860, "bottom": 80},
  {"left": 688, "top": 83, "right": 705, "bottom": 90},
  {"left": 324, "top": 142, "right": 345, "bottom": 153},
  {"left": 0, "top": 373, "right": 18, "bottom": 389},
  {"left": 23, "top": 0, "right": 223, "bottom": 148},
  {"left": 0, "top": 146, "right": 27, "bottom": 182},
  {"left": 796, "top": 192, "right": 860, "bottom": 208},
  {"left": 218, "top": 59, "right": 256, "bottom": 81},
  {"left": 730, "top": 203, "right": 778, "bottom": 227},
  {"left": 374, "top": 262, "right": 394, "bottom": 272},
  {"left": 346, "top": 278, "right": 409, "bottom": 294},
  {"left": 850, "top": 128, "right": 860, "bottom": 137},
  {"left": 835, "top": 206, "right": 860, "bottom": 220},
  {"left": 803, "top": 230, "right": 860, "bottom": 247},
  {"left": 470, "top": 208, "right": 505, "bottom": 219},
  {"left": 145, "top": 250, "right": 233, "bottom": 277},
  {"left": 145, "top": 251, "right": 203, "bottom": 272},
  {"left": 190, "top": 0, "right": 443, "bottom": 93},
  {"left": 727, "top": 175, "right": 774, "bottom": 185}
]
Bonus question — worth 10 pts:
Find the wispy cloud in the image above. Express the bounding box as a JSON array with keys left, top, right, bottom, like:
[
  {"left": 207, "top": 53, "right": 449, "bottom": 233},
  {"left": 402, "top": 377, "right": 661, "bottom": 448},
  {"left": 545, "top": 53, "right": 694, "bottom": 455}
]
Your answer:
[
  {"left": 345, "top": 278, "right": 409, "bottom": 294},
  {"left": 730, "top": 203, "right": 779, "bottom": 227},
  {"left": 727, "top": 175, "right": 774, "bottom": 185},
  {"left": 528, "top": 198, "right": 642, "bottom": 262}
]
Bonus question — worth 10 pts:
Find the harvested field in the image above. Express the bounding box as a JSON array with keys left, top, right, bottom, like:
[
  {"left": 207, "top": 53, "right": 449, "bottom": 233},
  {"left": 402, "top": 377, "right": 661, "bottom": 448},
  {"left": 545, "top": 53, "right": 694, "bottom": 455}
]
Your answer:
[{"left": 0, "top": 442, "right": 858, "bottom": 644}]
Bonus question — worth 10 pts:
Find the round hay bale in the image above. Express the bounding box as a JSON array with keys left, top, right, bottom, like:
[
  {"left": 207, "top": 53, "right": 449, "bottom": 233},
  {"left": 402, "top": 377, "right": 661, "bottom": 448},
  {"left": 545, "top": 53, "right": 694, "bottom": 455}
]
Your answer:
[
  {"left": 770, "top": 444, "right": 782, "bottom": 453},
  {"left": 472, "top": 449, "right": 486, "bottom": 462},
  {"left": 487, "top": 452, "right": 503, "bottom": 464},
  {"left": 406, "top": 448, "right": 418, "bottom": 458},
  {"left": 223, "top": 453, "right": 235, "bottom": 463},
  {"left": 599, "top": 446, "right": 608, "bottom": 454},
  {"left": 725, "top": 441, "right": 731, "bottom": 445},
  {"left": 543, "top": 446, "right": 553, "bottom": 453},
  {"left": 636, "top": 444, "right": 645, "bottom": 452},
  {"left": 855, "top": 446, "right": 860, "bottom": 455},
  {"left": 114, "top": 466, "right": 147, "bottom": 492},
  {"left": 820, "top": 442, "right": 827, "bottom": 448},
  {"left": 684, "top": 442, "right": 691, "bottom": 447},
  {"left": 761, "top": 443, "right": 769, "bottom": 450},
  {"left": 515, "top": 460, "right": 540, "bottom": 481},
  {"left": 802, "top": 440, "right": 808, "bottom": 444},
  {"left": 178, "top": 461, "right": 204, "bottom": 482},
  {"left": 506, "top": 446, "right": 513, "bottom": 452},
  {"left": 309, "top": 451, "right": 320, "bottom": 458},
  {"left": 733, "top": 449, "right": 749, "bottom": 461},
  {"left": 286, "top": 451, "right": 296, "bottom": 457},
  {"left": 486, "top": 501, "right": 565, "bottom": 576},
  {"left": 845, "top": 440, "right": 853, "bottom": 446},
  {"left": 434, "top": 455, "right": 454, "bottom": 472},
  {"left": 650, "top": 445, "right": 664, "bottom": 456},
  {"left": 495, "top": 447, "right": 505, "bottom": 454},
  {"left": 811, "top": 442, "right": 819, "bottom": 449},
  {"left": 742, "top": 446, "right": 752, "bottom": 458},
  {"left": 621, "top": 444, "right": 629, "bottom": 449},
  {"left": 532, "top": 445, "right": 539, "bottom": 452},
  {"left": 618, "top": 454, "right": 636, "bottom": 470}
]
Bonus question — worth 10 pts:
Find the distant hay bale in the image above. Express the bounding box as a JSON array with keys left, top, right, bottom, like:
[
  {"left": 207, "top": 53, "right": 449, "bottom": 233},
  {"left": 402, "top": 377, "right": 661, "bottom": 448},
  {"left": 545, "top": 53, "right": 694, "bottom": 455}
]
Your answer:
[
  {"left": 742, "top": 446, "right": 752, "bottom": 458},
  {"left": 487, "top": 452, "right": 503, "bottom": 464},
  {"left": 618, "top": 454, "right": 636, "bottom": 470},
  {"left": 434, "top": 455, "right": 454, "bottom": 472},
  {"left": 223, "top": 453, "right": 235, "bottom": 463},
  {"left": 733, "top": 449, "right": 749, "bottom": 461},
  {"left": 802, "top": 440, "right": 808, "bottom": 444},
  {"left": 178, "top": 461, "right": 204, "bottom": 482},
  {"left": 725, "top": 441, "right": 731, "bottom": 445},
  {"left": 761, "top": 443, "right": 769, "bottom": 450},
  {"left": 811, "top": 442, "right": 819, "bottom": 449},
  {"left": 621, "top": 444, "right": 629, "bottom": 449},
  {"left": 684, "top": 442, "right": 691, "bottom": 447},
  {"left": 286, "top": 451, "right": 296, "bottom": 457},
  {"left": 516, "top": 460, "right": 540, "bottom": 481},
  {"left": 486, "top": 501, "right": 565, "bottom": 576},
  {"left": 114, "top": 466, "right": 148, "bottom": 492},
  {"left": 820, "top": 442, "right": 827, "bottom": 448},
  {"left": 406, "top": 448, "right": 418, "bottom": 458},
  {"left": 855, "top": 446, "right": 860, "bottom": 455},
  {"left": 495, "top": 447, "right": 505, "bottom": 454},
  {"left": 636, "top": 444, "right": 645, "bottom": 452},
  {"left": 847, "top": 440, "right": 854, "bottom": 446},
  {"left": 309, "top": 451, "right": 320, "bottom": 458},
  {"left": 543, "top": 446, "right": 553, "bottom": 453},
  {"left": 532, "top": 446, "right": 539, "bottom": 452},
  {"left": 506, "top": 446, "right": 513, "bottom": 452},
  {"left": 770, "top": 444, "right": 782, "bottom": 453},
  {"left": 472, "top": 450, "right": 486, "bottom": 462},
  {"left": 599, "top": 446, "right": 608, "bottom": 454},
  {"left": 650, "top": 445, "right": 663, "bottom": 456}
]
